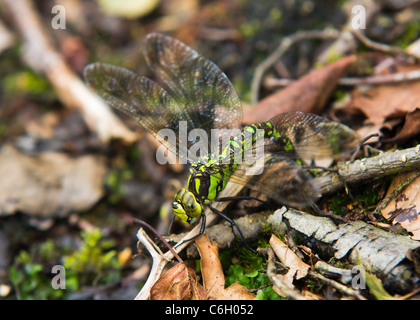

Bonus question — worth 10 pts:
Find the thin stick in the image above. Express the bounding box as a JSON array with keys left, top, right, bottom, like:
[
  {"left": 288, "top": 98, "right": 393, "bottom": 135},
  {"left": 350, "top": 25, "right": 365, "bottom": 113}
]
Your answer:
[
  {"left": 251, "top": 29, "right": 340, "bottom": 104},
  {"left": 134, "top": 180, "right": 246, "bottom": 300},
  {"left": 134, "top": 228, "right": 170, "bottom": 300},
  {"left": 308, "top": 270, "right": 366, "bottom": 300},
  {"left": 347, "top": 27, "right": 420, "bottom": 61},
  {"left": 316, "top": 144, "right": 420, "bottom": 196},
  {"left": 340, "top": 70, "right": 420, "bottom": 86},
  {"left": 133, "top": 218, "right": 183, "bottom": 264},
  {"left": 265, "top": 68, "right": 420, "bottom": 89}
]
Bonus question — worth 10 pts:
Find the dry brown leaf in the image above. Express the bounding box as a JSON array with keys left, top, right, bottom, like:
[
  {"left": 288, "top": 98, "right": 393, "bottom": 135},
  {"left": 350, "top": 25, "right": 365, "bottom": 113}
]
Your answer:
[
  {"left": 243, "top": 55, "right": 357, "bottom": 124},
  {"left": 150, "top": 263, "right": 206, "bottom": 300},
  {"left": 386, "top": 108, "right": 420, "bottom": 143},
  {"left": 195, "top": 234, "right": 255, "bottom": 300},
  {"left": 0, "top": 144, "right": 106, "bottom": 218},
  {"left": 381, "top": 172, "right": 420, "bottom": 240},
  {"left": 269, "top": 234, "right": 310, "bottom": 286},
  {"left": 345, "top": 64, "right": 420, "bottom": 126}
]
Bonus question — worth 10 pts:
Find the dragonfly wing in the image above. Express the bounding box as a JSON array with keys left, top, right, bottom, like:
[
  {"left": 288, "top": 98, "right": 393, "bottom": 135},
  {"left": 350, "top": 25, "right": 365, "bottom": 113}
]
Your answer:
[
  {"left": 84, "top": 63, "right": 189, "bottom": 158},
  {"left": 268, "top": 111, "right": 360, "bottom": 165},
  {"left": 143, "top": 33, "right": 242, "bottom": 135},
  {"left": 249, "top": 154, "right": 320, "bottom": 208},
  {"left": 214, "top": 153, "right": 320, "bottom": 208}
]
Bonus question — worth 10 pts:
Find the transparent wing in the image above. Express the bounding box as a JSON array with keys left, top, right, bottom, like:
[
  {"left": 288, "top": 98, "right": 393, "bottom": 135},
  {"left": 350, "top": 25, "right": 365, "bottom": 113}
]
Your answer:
[
  {"left": 84, "top": 33, "right": 243, "bottom": 162},
  {"left": 225, "top": 153, "right": 320, "bottom": 208},
  {"left": 205, "top": 112, "right": 360, "bottom": 207},
  {"left": 84, "top": 63, "right": 190, "bottom": 159},
  {"left": 266, "top": 112, "right": 360, "bottom": 165},
  {"left": 143, "top": 33, "right": 242, "bottom": 134}
]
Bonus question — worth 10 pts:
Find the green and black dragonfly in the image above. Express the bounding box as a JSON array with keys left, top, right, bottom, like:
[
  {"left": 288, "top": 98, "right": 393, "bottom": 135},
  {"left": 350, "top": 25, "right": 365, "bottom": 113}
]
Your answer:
[{"left": 84, "top": 33, "right": 360, "bottom": 248}]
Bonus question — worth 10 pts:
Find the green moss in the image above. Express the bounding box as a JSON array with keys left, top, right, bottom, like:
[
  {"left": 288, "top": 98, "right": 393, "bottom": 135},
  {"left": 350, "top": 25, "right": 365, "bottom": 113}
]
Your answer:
[
  {"left": 306, "top": 277, "right": 324, "bottom": 294},
  {"left": 222, "top": 247, "right": 282, "bottom": 300},
  {"left": 63, "top": 228, "right": 122, "bottom": 288},
  {"left": 314, "top": 46, "right": 344, "bottom": 67},
  {"left": 105, "top": 166, "right": 134, "bottom": 204},
  {"left": 326, "top": 182, "right": 381, "bottom": 217},
  {"left": 9, "top": 250, "right": 65, "bottom": 300},
  {"left": 238, "top": 20, "right": 262, "bottom": 39},
  {"left": 269, "top": 7, "right": 282, "bottom": 22},
  {"left": 9, "top": 228, "right": 122, "bottom": 299},
  {"left": 2, "top": 70, "right": 53, "bottom": 98},
  {"left": 232, "top": 76, "right": 251, "bottom": 104}
]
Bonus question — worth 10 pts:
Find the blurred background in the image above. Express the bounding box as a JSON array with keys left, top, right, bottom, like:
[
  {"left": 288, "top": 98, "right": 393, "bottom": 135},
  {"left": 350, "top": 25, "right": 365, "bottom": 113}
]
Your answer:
[{"left": 0, "top": 0, "right": 420, "bottom": 299}]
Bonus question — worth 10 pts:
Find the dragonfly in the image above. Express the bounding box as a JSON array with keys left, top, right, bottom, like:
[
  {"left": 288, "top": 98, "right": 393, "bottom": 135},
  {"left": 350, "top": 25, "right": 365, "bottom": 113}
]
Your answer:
[{"left": 84, "top": 33, "right": 360, "bottom": 249}]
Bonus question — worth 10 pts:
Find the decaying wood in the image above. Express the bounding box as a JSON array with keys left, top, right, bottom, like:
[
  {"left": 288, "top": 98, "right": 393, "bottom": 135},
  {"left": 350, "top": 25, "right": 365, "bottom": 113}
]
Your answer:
[
  {"left": 267, "top": 208, "right": 420, "bottom": 293},
  {"left": 3, "top": 0, "right": 137, "bottom": 144},
  {"left": 316, "top": 144, "right": 420, "bottom": 196}
]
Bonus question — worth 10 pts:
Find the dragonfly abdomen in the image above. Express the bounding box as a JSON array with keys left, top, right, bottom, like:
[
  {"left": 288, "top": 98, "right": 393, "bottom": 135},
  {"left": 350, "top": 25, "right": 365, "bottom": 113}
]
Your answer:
[
  {"left": 218, "top": 122, "right": 280, "bottom": 162},
  {"left": 188, "top": 121, "right": 281, "bottom": 204}
]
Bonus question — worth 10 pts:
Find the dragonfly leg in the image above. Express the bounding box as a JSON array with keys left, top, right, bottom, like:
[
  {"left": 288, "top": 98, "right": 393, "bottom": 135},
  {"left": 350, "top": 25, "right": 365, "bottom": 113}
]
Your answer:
[
  {"left": 165, "top": 214, "right": 176, "bottom": 236},
  {"left": 209, "top": 206, "right": 257, "bottom": 254},
  {"left": 173, "top": 213, "right": 206, "bottom": 249}
]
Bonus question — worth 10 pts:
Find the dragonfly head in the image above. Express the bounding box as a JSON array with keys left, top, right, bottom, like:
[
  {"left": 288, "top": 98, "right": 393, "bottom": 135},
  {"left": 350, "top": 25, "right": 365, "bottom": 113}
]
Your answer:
[{"left": 172, "top": 188, "right": 202, "bottom": 224}]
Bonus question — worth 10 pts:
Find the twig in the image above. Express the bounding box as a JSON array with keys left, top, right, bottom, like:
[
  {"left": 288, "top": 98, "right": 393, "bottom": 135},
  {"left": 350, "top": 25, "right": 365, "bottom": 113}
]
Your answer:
[
  {"left": 315, "top": 0, "right": 381, "bottom": 65},
  {"left": 316, "top": 144, "right": 420, "bottom": 196},
  {"left": 308, "top": 269, "right": 366, "bottom": 300},
  {"left": 133, "top": 219, "right": 183, "bottom": 264},
  {"left": 251, "top": 29, "right": 340, "bottom": 104},
  {"left": 339, "top": 70, "right": 420, "bottom": 86},
  {"left": 166, "top": 212, "right": 269, "bottom": 258},
  {"left": 134, "top": 179, "right": 247, "bottom": 300},
  {"left": 347, "top": 27, "right": 420, "bottom": 61},
  {"left": 268, "top": 208, "right": 420, "bottom": 293},
  {"left": 0, "top": 18, "right": 14, "bottom": 54},
  {"left": 134, "top": 228, "right": 170, "bottom": 300},
  {"left": 264, "top": 69, "right": 420, "bottom": 89},
  {"left": 314, "top": 260, "right": 353, "bottom": 284},
  {"left": 2, "top": 0, "right": 137, "bottom": 144}
]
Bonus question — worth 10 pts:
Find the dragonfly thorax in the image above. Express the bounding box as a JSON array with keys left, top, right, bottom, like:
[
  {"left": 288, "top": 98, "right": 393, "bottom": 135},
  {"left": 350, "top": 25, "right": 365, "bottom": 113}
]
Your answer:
[{"left": 189, "top": 162, "right": 229, "bottom": 201}]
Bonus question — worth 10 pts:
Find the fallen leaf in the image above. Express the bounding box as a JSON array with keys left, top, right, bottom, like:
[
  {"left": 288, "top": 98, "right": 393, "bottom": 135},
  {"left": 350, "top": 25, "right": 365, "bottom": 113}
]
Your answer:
[
  {"left": 195, "top": 234, "right": 255, "bottom": 300},
  {"left": 243, "top": 55, "right": 357, "bottom": 124},
  {"left": 269, "top": 234, "right": 310, "bottom": 287},
  {"left": 380, "top": 172, "right": 420, "bottom": 240},
  {"left": 345, "top": 64, "right": 420, "bottom": 126},
  {"left": 0, "top": 144, "right": 106, "bottom": 218},
  {"left": 385, "top": 108, "right": 420, "bottom": 143},
  {"left": 150, "top": 263, "right": 205, "bottom": 300}
]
